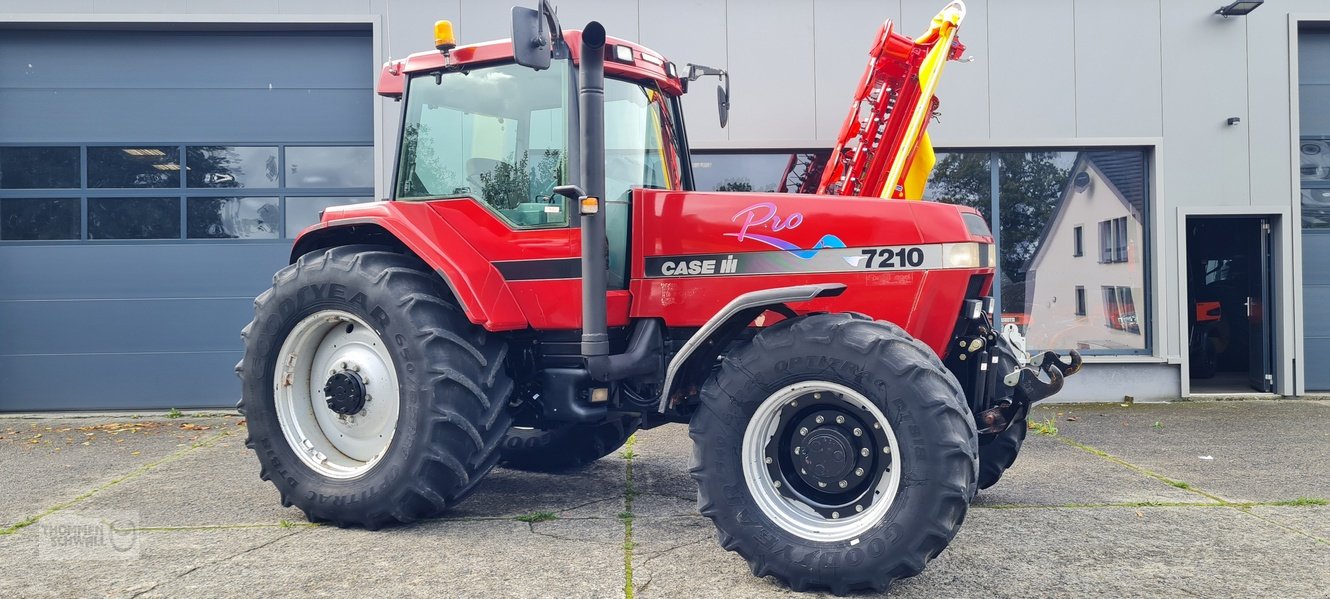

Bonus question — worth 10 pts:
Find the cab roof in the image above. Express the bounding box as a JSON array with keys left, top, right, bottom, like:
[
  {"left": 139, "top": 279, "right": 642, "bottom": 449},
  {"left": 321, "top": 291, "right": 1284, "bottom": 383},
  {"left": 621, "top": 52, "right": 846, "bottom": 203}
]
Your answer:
[{"left": 377, "top": 29, "right": 683, "bottom": 98}]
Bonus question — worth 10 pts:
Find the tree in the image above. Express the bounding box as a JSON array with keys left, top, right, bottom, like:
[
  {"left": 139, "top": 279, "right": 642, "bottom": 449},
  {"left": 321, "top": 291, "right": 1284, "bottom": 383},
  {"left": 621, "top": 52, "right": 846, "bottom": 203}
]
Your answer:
[
  {"left": 928, "top": 152, "right": 1071, "bottom": 310},
  {"left": 714, "top": 178, "right": 753, "bottom": 192}
]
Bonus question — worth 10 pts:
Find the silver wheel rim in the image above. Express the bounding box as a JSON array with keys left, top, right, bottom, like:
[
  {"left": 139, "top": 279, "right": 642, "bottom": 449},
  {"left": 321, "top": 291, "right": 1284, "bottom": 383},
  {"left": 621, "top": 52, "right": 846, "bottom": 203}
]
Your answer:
[
  {"left": 741, "top": 381, "right": 902, "bottom": 542},
  {"left": 274, "top": 310, "right": 400, "bottom": 479}
]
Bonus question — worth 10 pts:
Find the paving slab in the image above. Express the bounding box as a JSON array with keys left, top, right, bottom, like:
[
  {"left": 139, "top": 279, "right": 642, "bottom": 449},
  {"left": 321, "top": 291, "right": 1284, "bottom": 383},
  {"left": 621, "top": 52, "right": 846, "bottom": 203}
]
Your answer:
[
  {"left": 634, "top": 504, "right": 1330, "bottom": 598},
  {"left": 460, "top": 458, "right": 627, "bottom": 520},
  {"left": 1033, "top": 400, "right": 1330, "bottom": 503},
  {"left": 631, "top": 425, "right": 699, "bottom": 505},
  {"left": 973, "top": 434, "right": 1209, "bottom": 507},
  {"left": 74, "top": 433, "right": 305, "bottom": 528},
  {"left": 1248, "top": 505, "right": 1330, "bottom": 544},
  {"left": 141, "top": 518, "right": 625, "bottom": 598},
  {"left": 0, "top": 416, "right": 237, "bottom": 528},
  {"left": 65, "top": 418, "right": 627, "bottom": 528},
  {"left": 0, "top": 519, "right": 296, "bottom": 598}
]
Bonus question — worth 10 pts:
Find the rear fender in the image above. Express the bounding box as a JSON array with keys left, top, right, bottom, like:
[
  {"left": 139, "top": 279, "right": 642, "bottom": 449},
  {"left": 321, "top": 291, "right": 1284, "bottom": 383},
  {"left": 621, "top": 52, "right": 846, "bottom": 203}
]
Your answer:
[{"left": 290, "top": 209, "right": 528, "bottom": 331}]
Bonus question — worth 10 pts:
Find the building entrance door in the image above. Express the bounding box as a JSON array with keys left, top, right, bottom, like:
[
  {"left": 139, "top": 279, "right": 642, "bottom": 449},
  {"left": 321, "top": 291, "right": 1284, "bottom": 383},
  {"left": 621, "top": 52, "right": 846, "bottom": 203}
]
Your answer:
[{"left": 1185, "top": 216, "right": 1275, "bottom": 393}]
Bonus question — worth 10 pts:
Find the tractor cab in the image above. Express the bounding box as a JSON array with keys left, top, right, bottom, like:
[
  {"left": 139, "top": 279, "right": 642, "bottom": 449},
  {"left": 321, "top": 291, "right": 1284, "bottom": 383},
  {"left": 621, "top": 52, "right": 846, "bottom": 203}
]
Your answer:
[{"left": 374, "top": 22, "right": 711, "bottom": 292}]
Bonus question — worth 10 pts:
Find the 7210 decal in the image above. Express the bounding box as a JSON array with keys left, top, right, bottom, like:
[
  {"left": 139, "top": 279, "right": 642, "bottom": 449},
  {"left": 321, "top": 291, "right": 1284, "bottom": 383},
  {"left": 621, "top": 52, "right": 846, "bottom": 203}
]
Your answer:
[{"left": 859, "top": 246, "right": 925, "bottom": 269}]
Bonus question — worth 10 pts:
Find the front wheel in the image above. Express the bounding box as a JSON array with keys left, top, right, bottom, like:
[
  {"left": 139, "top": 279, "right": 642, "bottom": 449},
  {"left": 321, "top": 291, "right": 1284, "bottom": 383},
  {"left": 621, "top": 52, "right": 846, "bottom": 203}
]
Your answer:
[{"left": 689, "top": 314, "right": 978, "bottom": 595}]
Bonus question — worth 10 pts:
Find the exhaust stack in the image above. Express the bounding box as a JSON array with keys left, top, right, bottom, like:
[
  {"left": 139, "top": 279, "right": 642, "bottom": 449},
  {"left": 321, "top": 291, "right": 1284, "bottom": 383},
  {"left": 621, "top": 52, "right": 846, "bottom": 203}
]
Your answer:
[{"left": 578, "top": 22, "right": 609, "bottom": 357}]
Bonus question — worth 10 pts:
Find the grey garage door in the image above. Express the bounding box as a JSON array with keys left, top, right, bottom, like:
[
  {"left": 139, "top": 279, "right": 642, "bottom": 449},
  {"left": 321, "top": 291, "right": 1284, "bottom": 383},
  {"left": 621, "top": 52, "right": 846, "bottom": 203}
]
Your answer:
[
  {"left": 0, "top": 28, "right": 374, "bottom": 411},
  {"left": 1300, "top": 29, "right": 1330, "bottom": 391}
]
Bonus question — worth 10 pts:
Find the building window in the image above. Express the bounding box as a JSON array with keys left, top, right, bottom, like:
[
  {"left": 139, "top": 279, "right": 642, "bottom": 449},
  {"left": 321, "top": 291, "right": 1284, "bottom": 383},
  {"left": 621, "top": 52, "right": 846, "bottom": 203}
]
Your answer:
[
  {"left": 1099, "top": 216, "right": 1129, "bottom": 263},
  {"left": 1102, "top": 286, "right": 1140, "bottom": 334},
  {"left": 0, "top": 147, "right": 80, "bottom": 189},
  {"left": 927, "top": 148, "right": 1150, "bottom": 354},
  {"left": 88, "top": 146, "right": 181, "bottom": 189},
  {"left": 187, "top": 197, "right": 279, "bottom": 239},
  {"left": 88, "top": 197, "right": 181, "bottom": 240},
  {"left": 0, "top": 198, "right": 80, "bottom": 240},
  {"left": 0, "top": 144, "right": 371, "bottom": 242},
  {"left": 285, "top": 197, "right": 372, "bottom": 237},
  {"left": 1074, "top": 286, "right": 1086, "bottom": 316},
  {"left": 1300, "top": 137, "right": 1330, "bottom": 228},
  {"left": 186, "top": 146, "right": 279, "bottom": 189}
]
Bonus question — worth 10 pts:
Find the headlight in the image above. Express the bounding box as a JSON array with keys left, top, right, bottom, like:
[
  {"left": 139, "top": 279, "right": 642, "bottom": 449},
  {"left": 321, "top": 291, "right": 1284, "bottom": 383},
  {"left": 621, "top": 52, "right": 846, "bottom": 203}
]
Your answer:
[{"left": 942, "top": 242, "right": 981, "bottom": 268}]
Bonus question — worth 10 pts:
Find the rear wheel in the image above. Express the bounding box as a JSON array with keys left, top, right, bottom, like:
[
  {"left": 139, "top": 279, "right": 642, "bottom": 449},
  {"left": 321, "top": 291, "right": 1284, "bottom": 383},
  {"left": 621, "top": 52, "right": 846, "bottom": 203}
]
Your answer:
[
  {"left": 500, "top": 416, "right": 640, "bottom": 471},
  {"left": 238, "top": 246, "right": 514, "bottom": 528},
  {"left": 690, "top": 313, "right": 977, "bottom": 594}
]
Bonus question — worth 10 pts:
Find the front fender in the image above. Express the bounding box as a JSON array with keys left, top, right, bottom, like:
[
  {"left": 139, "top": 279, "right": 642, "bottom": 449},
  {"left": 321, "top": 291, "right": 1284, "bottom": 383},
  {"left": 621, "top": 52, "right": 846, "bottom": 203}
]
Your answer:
[{"left": 291, "top": 202, "right": 529, "bottom": 331}]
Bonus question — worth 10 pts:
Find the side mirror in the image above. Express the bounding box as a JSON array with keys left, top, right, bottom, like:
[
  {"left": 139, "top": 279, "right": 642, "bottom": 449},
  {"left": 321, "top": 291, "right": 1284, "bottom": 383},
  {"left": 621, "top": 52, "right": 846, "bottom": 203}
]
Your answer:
[
  {"left": 716, "top": 83, "right": 730, "bottom": 129},
  {"left": 512, "top": 1, "right": 562, "bottom": 71},
  {"left": 687, "top": 63, "right": 730, "bottom": 128}
]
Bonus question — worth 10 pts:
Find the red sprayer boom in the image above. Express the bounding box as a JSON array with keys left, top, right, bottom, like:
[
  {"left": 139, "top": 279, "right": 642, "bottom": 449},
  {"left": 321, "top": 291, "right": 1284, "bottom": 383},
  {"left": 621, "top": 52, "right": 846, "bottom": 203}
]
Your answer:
[{"left": 818, "top": 1, "right": 967, "bottom": 200}]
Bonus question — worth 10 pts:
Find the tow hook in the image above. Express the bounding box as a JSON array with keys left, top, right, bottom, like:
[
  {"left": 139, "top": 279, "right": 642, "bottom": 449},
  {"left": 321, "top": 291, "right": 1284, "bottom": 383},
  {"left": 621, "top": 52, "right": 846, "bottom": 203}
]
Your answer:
[
  {"left": 1031, "top": 349, "right": 1083, "bottom": 378},
  {"left": 1001, "top": 349, "right": 1083, "bottom": 405},
  {"left": 973, "top": 350, "right": 1079, "bottom": 435}
]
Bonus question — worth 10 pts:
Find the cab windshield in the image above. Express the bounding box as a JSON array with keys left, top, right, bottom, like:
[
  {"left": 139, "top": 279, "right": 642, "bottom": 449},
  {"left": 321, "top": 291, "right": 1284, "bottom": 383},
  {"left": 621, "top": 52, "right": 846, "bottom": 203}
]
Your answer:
[{"left": 395, "top": 60, "right": 681, "bottom": 229}]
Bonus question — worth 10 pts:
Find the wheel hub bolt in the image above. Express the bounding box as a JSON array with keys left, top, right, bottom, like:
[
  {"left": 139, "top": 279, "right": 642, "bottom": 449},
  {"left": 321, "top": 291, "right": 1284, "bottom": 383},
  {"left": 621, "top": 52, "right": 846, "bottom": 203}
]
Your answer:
[
  {"left": 773, "top": 480, "right": 782, "bottom": 488},
  {"left": 789, "top": 400, "right": 798, "bottom": 407},
  {"left": 861, "top": 448, "right": 870, "bottom": 457},
  {"left": 794, "top": 447, "right": 802, "bottom": 455},
  {"left": 815, "top": 415, "right": 824, "bottom": 424},
  {"left": 855, "top": 467, "right": 864, "bottom": 476},
  {"left": 855, "top": 504, "right": 864, "bottom": 513},
  {"left": 873, "top": 422, "right": 880, "bottom": 429},
  {"left": 814, "top": 393, "right": 822, "bottom": 400},
  {"left": 836, "top": 415, "right": 845, "bottom": 424},
  {"left": 765, "top": 457, "right": 772, "bottom": 464},
  {"left": 853, "top": 428, "right": 862, "bottom": 437},
  {"left": 799, "top": 427, "right": 808, "bottom": 436},
  {"left": 818, "top": 481, "right": 827, "bottom": 488},
  {"left": 831, "top": 511, "right": 840, "bottom": 519},
  {"left": 838, "top": 480, "right": 848, "bottom": 489},
  {"left": 883, "top": 446, "right": 891, "bottom": 454}
]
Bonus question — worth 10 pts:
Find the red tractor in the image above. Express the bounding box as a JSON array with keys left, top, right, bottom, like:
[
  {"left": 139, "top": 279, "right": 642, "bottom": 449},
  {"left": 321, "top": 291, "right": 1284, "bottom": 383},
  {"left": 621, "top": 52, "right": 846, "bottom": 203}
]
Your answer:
[{"left": 238, "top": 2, "right": 1079, "bottom": 593}]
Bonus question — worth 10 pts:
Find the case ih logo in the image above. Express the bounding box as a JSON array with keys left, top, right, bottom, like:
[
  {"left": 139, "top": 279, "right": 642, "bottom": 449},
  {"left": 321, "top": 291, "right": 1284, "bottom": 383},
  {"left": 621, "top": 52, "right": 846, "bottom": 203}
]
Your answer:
[{"left": 725, "top": 202, "right": 846, "bottom": 259}]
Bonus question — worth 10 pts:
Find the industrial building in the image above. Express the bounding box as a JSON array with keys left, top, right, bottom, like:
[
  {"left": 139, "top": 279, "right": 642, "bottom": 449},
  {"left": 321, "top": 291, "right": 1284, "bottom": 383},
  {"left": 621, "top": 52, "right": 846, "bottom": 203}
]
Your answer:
[{"left": 0, "top": 0, "right": 1325, "bottom": 409}]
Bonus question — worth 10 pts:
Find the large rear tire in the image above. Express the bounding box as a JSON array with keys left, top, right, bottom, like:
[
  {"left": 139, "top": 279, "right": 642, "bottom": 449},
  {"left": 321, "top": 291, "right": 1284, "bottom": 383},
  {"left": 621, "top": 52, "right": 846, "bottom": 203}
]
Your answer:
[
  {"left": 499, "top": 416, "right": 640, "bottom": 471},
  {"left": 237, "top": 246, "right": 513, "bottom": 529},
  {"left": 689, "top": 313, "right": 978, "bottom": 595}
]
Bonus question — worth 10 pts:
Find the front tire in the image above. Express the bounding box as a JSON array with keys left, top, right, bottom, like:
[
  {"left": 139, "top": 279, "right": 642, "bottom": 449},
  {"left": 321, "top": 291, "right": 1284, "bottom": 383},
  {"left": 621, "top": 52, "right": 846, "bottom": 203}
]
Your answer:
[
  {"left": 238, "top": 246, "right": 514, "bottom": 528},
  {"left": 689, "top": 314, "right": 978, "bottom": 594}
]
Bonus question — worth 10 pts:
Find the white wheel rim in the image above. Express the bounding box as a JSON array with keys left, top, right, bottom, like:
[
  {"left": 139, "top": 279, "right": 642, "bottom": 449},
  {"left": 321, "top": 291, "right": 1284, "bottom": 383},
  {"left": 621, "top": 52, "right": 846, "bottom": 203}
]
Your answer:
[
  {"left": 274, "top": 310, "right": 400, "bottom": 479},
  {"left": 741, "top": 381, "right": 903, "bottom": 542}
]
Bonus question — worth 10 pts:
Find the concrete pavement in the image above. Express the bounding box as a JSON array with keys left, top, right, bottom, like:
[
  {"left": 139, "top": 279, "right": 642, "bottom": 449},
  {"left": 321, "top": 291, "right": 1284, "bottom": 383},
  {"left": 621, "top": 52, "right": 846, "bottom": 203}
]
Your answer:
[{"left": 1, "top": 400, "right": 1327, "bottom": 598}]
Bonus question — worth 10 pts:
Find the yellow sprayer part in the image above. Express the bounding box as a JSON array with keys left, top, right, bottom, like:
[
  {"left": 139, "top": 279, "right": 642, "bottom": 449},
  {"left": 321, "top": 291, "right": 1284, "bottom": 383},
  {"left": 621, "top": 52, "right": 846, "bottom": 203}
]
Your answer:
[
  {"left": 902, "top": 132, "right": 937, "bottom": 200},
  {"left": 882, "top": 1, "right": 965, "bottom": 200}
]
